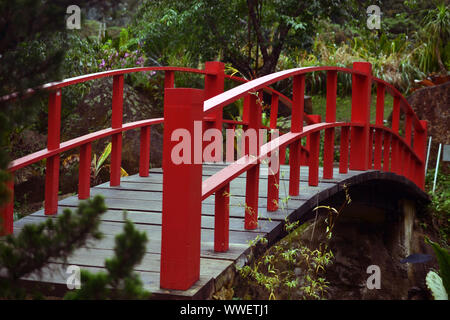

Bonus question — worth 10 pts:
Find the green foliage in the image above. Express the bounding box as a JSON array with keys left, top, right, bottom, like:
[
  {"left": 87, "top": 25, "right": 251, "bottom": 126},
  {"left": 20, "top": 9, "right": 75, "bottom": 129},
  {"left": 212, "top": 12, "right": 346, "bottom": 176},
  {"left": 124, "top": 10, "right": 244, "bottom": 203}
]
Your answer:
[
  {"left": 236, "top": 180, "right": 351, "bottom": 299},
  {"left": 425, "top": 237, "right": 450, "bottom": 297},
  {"left": 131, "top": 0, "right": 349, "bottom": 78},
  {"left": 426, "top": 270, "right": 448, "bottom": 300},
  {"left": 0, "top": 196, "right": 107, "bottom": 299},
  {"left": 64, "top": 217, "right": 150, "bottom": 300},
  {"left": 417, "top": 2, "right": 450, "bottom": 73}
]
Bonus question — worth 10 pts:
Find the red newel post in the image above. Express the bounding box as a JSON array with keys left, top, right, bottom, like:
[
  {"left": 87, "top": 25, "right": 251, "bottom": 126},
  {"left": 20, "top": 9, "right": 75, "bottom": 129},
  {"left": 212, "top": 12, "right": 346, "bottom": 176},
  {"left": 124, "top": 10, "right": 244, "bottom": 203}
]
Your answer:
[
  {"left": 373, "top": 83, "right": 385, "bottom": 170},
  {"left": 110, "top": 75, "right": 124, "bottom": 186},
  {"left": 203, "top": 62, "right": 225, "bottom": 162},
  {"left": 390, "top": 96, "right": 400, "bottom": 174},
  {"left": 139, "top": 126, "right": 151, "bottom": 177},
  {"left": 413, "top": 120, "right": 427, "bottom": 189},
  {"left": 0, "top": 173, "right": 14, "bottom": 236},
  {"left": 383, "top": 133, "right": 391, "bottom": 172},
  {"left": 215, "top": 183, "right": 230, "bottom": 252},
  {"left": 160, "top": 88, "right": 204, "bottom": 290},
  {"left": 323, "top": 70, "right": 337, "bottom": 179},
  {"left": 349, "top": 62, "right": 372, "bottom": 171},
  {"left": 289, "top": 74, "right": 305, "bottom": 196},
  {"left": 45, "top": 89, "right": 62, "bottom": 215},
  {"left": 78, "top": 142, "right": 92, "bottom": 199},
  {"left": 245, "top": 92, "right": 261, "bottom": 230},
  {"left": 339, "top": 126, "right": 350, "bottom": 174},
  {"left": 204, "top": 61, "right": 225, "bottom": 130},
  {"left": 308, "top": 115, "right": 321, "bottom": 186},
  {"left": 267, "top": 93, "right": 280, "bottom": 212}
]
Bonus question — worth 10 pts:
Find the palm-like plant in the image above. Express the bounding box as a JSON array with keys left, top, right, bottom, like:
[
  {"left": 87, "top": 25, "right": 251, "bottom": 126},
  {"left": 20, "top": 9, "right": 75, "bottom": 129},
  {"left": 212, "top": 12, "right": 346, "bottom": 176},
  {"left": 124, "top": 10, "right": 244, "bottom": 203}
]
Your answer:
[{"left": 420, "top": 3, "right": 450, "bottom": 74}]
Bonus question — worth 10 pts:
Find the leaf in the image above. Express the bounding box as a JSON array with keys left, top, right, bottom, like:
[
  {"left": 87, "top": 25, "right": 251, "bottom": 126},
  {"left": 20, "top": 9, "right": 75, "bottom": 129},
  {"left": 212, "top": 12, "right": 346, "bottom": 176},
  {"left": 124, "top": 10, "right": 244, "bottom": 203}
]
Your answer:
[
  {"left": 425, "top": 237, "right": 450, "bottom": 295},
  {"left": 426, "top": 271, "right": 448, "bottom": 300},
  {"left": 120, "top": 167, "right": 129, "bottom": 177},
  {"left": 97, "top": 142, "right": 112, "bottom": 171}
]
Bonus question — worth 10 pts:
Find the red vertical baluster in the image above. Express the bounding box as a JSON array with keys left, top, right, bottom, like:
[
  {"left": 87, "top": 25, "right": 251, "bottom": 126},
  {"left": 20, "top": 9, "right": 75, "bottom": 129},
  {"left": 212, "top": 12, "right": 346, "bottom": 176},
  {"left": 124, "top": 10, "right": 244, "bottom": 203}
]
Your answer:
[
  {"left": 368, "top": 128, "right": 373, "bottom": 169},
  {"left": 204, "top": 61, "right": 225, "bottom": 131},
  {"left": 349, "top": 62, "right": 372, "bottom": 171},
  {"left": 160, "top": 88, "right": 203, "bottom": 290},
  {"left": 78, "top": 142, "right": 92, "bottom": 199},
  {"left": 267, "top": 94, "right": 280, "bottom": 212},
  {"left": 110, "top": 75, "right": 124, "bottom": 186},
  {"left": 413, "top": 120, "right": 427, "bottom": 189},
  {"left": 405, "top": 113, "right": 413, "bottom": 146},
  {"left": 139, "top": 126, "right": 151, "bottom": 177},
  {"left": 215, "top": 183, "right": 230, "bottom": 252},
  {"left": 280, "top": 145, "right": 286, "bottom": 165},
  {"left": 245, "top": 92, "right": 261, "bottom": 230},
  {"left": 164, "top": 70, "right": 175, "bottom": 89},
  {"left": 383, "top": 133, "right": 391, "bottom": 172},
  {"left": 309, "top": 129, "right": 321, "bottom": 186},
  {"left": 339, "top": 126, "right": 349, "bottom": 174},
  {"left": 323, "top": 70, "right": 337, "bottom": 179},
  {"left": 0, "top": 173, "right": 14, "bottom": 236},
  {"left": 203, "top": 62, "right": 225, "bottom": 161},
  {"left": 45, "top": 89, "right": 62, "bottom": 215},
  {"left": 390, "top": 96, "right": 400, "bottom": 174},
  {"left": 289, "top": 74, "right": 305, "bottom": 196},
  {"left": 373, "top": 83, "right": 385, "bottom": 170}
]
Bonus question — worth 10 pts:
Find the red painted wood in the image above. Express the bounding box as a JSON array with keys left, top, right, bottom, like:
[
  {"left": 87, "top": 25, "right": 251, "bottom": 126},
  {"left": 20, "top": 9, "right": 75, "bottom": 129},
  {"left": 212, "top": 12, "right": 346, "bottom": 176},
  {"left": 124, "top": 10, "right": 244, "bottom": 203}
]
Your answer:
[
  {"left": 405, "top": 113, "right": 413, "bottom": 146},
  {"left": 392, "top": 96, "right": 400, "bottom": 133},
  {"left": 309, "top": 130, "right": 320, "bottom": 186},
  {"left": 374, "top": 129, "right": 383, "bottom": 170},
  {"left": 375, "top": 83, "right": 385, "bottom": 125},
  {"left": 110, "top": 75, "right": 124, "bottom": 186},
  {"left": 323, "top": 128, "right": 334, "bottom": 179},
  {"left": 0, "top": 174, "right": 14, "bottom": 236},
  {"left": 280, "top": 145, "right": 286, "bottom": 165},
  {"left": 323, "top": 71, "right": 337, "bottom": 179},
  {"left": 45, "top": 89, "right": 62, "bottom": 215},
  {"left": 289, "top": 75, "right": 305, "bottom": 196},
  {"left": 392, "top": 137, "right": 401, "bottom": 174},
  {"left": 368, "top": 128, "right": 374, "bottom": 169},
  {"left": 267, "top": 97, "right": 280, "bottom": 211},
  {"left": 373, "top": 85, "right": 385, "bottom": 171},
  {"left": 78, "top": 142, "right": 91, "bottom": 199},
  {"left": 160, "top": 88, "right": 203, "bottom": 290},
  {"left": 383, "top": 133, "right": 391, "bottom": 172},
  {"left": 139, "top": 126, "right": 151, "bottom": 177},
  {"left": 350, "top": 62, "right": 372, "bottom": 171},
  {"left": 413, "top": 120, "right": 427, "bottom": 189},
  {"left": 45, "top": 155, "right": 60, "bottom": 214},
  {"left": 10, "top": 118, "right": 163, "bottom": 172},
  {"left": 164, "top": 71, "right": 175, "bottom": 89},
  {"left": 270, "top": 94, "right": 279, "bottom": 129},
  {"left": 204, "top": 62, "right": 225, "bottom": 131},
  {"left": 339, "top": 126, "right": 349, "bottom": 174},
  {"left": 214, "top": 183, "right": 230, "bottom": 252},
  {"left": 244, "top": 92, "right": 261, "bottom": 230}
]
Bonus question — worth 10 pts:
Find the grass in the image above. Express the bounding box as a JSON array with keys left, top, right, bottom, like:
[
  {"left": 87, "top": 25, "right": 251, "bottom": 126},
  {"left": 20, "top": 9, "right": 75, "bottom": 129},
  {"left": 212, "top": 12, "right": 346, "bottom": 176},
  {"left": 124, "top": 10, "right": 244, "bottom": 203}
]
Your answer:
[{"left": 310, "top": 93, "right": 394, "bottom": 123}]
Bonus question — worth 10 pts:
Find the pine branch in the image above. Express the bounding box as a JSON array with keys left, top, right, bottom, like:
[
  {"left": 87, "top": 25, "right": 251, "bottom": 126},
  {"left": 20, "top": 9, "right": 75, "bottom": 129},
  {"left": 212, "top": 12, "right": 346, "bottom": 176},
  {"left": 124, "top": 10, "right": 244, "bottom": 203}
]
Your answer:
[{"left": 0, "top": 195, "right": 107, "bottom": 298}]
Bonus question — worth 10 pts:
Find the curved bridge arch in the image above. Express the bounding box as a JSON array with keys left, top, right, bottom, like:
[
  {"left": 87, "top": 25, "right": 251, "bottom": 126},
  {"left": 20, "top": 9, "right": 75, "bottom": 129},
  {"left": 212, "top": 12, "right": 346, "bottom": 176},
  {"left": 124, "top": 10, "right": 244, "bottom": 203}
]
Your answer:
[{"left": 2, "top": 61, "right": 428, "bottom": 296}]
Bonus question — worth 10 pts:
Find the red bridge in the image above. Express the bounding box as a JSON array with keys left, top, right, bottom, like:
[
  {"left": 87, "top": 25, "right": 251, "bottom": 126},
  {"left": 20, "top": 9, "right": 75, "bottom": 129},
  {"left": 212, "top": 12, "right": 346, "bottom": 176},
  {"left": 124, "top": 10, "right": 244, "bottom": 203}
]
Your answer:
[{"left": 1, "top": 62, "right": 428, "bottom": 298}]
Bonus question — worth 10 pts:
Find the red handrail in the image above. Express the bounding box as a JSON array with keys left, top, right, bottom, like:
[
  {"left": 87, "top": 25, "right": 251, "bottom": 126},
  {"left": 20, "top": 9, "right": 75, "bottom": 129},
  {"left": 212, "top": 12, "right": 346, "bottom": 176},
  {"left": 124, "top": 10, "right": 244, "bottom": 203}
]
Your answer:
[
  {"left": 0, "top": 61, "right": 428, "bottom": 293},
  {"left": 159, "top": 61, "right": 427, "bottom": 290},
  {"left": 0, "top": 62, "right": 299, "bottom": 236}
]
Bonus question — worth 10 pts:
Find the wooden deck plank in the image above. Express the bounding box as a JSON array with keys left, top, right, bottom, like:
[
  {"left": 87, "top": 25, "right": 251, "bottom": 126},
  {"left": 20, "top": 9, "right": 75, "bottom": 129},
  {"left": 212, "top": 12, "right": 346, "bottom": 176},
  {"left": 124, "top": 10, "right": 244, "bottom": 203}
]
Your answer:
[{"left": 12, "top": 163, "right": 364, "bottom": 299}]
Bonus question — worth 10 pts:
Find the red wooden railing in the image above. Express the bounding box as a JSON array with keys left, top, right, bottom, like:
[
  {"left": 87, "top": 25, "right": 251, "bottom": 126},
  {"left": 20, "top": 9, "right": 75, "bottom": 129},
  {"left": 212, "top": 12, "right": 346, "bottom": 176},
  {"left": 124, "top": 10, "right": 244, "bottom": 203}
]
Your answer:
[{"left": 0, "top": 61, "right": 427, "bottom": 292}]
